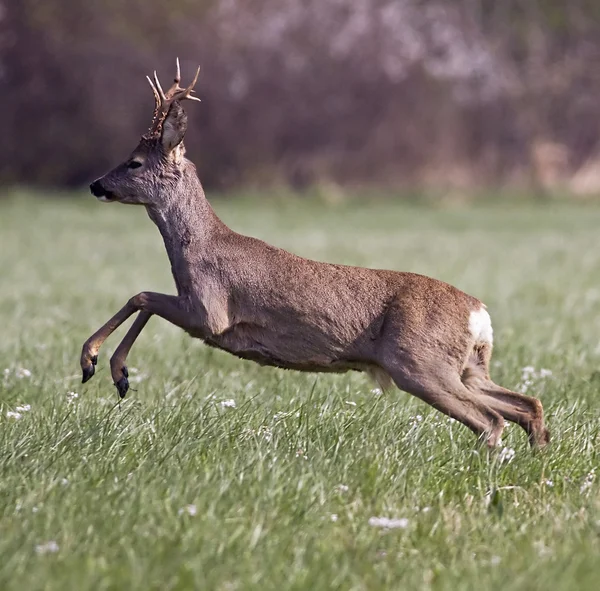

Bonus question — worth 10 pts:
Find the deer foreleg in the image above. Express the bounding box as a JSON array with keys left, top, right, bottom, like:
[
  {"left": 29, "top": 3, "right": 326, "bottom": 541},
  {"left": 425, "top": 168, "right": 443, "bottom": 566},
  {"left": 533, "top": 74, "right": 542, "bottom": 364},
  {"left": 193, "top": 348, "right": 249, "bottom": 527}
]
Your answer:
[
  {"left": 80, "top": 292, "right": 191, "bottom": 396},
  {"left": 108, "top": 311, "right": 152, "bottom": 397}
]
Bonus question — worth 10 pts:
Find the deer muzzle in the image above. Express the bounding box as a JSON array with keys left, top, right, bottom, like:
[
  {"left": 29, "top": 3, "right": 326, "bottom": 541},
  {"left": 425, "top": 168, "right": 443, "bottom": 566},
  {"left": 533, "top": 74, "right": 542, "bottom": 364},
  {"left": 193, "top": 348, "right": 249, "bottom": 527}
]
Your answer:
[{"left": 90, "top": 180, "right": 115, "bottom": 202}]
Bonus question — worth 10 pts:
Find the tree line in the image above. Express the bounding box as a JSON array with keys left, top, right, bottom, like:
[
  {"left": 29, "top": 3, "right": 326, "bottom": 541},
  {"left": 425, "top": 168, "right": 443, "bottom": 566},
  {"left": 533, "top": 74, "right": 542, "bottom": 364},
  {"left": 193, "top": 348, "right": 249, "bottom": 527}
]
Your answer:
[{"left": 2, "top": 0, "right": 600, "bottom": 193}]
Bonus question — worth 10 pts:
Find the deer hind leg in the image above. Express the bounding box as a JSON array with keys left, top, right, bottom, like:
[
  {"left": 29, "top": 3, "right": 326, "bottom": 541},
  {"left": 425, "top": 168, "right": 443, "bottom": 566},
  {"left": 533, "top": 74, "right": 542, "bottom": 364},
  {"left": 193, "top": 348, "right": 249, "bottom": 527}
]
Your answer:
[
  {"left": 383, "top": 360, "right": 505, "bottom": 448},
  {"left": 462, "top": 344, "right": 550, "bottom": 448},
  {"left": 475, "top": 382, "right": 549, "bottom": 448}
]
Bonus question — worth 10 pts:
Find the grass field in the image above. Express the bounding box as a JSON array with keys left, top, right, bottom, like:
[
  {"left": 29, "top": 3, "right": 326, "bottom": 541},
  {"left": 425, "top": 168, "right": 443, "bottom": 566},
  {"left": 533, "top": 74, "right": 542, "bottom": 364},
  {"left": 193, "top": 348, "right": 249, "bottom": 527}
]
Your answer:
[{"left": 1, "top": 192, "right": 599, "bottom": 590}]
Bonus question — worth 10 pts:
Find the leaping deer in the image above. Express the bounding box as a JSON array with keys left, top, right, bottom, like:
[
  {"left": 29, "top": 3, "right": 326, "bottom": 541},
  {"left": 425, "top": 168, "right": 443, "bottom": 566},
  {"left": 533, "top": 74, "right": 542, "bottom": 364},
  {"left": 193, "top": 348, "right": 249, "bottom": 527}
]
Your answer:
[{"left": 83, "top": 60, "right": 549, "bottom": 449}]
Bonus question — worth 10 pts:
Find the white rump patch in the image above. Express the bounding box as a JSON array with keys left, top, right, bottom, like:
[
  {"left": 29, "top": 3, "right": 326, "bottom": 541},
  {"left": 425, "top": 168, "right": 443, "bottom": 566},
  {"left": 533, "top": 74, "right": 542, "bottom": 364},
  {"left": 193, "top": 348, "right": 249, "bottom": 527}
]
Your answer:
[{"left": 468, "top": 306, "right": 493, "bottom": 345}]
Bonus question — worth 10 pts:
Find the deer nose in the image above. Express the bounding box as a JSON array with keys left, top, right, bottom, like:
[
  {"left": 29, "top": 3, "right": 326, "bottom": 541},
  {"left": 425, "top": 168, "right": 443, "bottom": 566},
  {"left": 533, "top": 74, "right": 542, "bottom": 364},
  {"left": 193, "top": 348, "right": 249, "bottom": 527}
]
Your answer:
[{"left": 89, "top": 180, "right": 106, "bottom": 197}]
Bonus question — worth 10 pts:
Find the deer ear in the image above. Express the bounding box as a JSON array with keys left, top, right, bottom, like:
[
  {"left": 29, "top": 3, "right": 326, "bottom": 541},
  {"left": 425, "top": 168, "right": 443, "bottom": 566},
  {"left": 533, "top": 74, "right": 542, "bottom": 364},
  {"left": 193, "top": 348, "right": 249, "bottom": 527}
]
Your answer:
[{"left": 161, "top": 102, "right": 188, "bottom": 153}]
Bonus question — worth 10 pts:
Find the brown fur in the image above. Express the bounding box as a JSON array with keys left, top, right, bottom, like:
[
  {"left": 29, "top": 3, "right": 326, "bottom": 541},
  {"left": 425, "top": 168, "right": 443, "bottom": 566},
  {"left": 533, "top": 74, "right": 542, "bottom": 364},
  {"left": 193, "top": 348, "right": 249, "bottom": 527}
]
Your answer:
[{"left": 82, "top": 62, "right": 549, "bottom": 449}]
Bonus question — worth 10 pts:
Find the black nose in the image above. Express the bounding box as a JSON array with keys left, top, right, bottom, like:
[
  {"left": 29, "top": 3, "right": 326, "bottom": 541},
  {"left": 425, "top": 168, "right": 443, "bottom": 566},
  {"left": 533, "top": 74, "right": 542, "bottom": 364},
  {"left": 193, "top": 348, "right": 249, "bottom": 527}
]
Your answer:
[{"left": 90, "top": 180, "right": 106, "bottom": 197}]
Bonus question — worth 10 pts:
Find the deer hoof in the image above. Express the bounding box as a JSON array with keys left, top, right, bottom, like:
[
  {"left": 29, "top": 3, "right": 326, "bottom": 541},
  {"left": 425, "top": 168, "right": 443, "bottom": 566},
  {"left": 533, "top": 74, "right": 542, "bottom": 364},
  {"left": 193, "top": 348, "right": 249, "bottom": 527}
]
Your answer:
[
  {"left": 530, "top": 427, "right": 551, "bottom": 449},
  {"left": 114, "top": 366, "right": 129, "bottom": 399},
  {"left": 81, "top": 355, "right": 98, "bottom": 383}
]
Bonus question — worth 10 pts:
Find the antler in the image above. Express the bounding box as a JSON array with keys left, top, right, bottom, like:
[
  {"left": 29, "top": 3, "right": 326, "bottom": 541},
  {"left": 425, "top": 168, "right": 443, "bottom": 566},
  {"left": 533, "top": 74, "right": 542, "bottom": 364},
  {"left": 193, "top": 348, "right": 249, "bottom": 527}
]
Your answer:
[{"left": 145, "top": 58, "right": 201, "bottom": 137}]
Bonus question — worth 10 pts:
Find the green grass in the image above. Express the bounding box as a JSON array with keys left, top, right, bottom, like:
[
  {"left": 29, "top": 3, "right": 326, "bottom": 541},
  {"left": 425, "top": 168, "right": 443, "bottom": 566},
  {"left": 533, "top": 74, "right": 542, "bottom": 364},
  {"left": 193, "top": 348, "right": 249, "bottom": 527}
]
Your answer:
[{"left": 0, "top": 192, "right": 599, "bottom": 590}]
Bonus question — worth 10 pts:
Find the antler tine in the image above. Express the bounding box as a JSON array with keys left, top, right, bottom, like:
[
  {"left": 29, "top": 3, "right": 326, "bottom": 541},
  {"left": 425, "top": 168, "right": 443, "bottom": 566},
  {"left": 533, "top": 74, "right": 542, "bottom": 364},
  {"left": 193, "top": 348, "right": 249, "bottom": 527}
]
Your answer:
[
  {"left": 171, "top": 66, "right": 202, "bottom": 102},
  {"left": 146, "top": 76, "right": 161, "bottom": 108},
  {"left": 153, "top": 71, "right": 166, "bottom": 100},
  {"left": 186, "top": 66, "right": 201, "bottom": 94},
  {"left": 163, "top": 58, "right": 183, "bottom": 98},
  {"left": 145, "top": 62, "right": 201, "bottom": 136},
  {"left": 175, "top": 57, "right": 181, "bottom": 84}
]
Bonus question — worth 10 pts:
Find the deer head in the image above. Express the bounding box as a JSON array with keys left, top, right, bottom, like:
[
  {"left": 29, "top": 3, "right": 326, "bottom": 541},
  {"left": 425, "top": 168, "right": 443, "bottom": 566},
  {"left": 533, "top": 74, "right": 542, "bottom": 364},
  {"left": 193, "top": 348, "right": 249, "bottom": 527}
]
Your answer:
[{"left": 89, "top": 59, "right": 201, "bottom": 206}]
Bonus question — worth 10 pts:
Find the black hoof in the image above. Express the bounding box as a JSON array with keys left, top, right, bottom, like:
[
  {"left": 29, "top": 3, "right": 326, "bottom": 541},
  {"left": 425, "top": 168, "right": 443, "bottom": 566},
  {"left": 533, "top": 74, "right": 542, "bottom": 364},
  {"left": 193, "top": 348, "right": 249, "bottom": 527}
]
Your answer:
[
  {"left": 115, "top": 367, "right": 129, "bottom": 399},
  {"left": 81, "top": 355, "right": 98, "bottom": 384}
]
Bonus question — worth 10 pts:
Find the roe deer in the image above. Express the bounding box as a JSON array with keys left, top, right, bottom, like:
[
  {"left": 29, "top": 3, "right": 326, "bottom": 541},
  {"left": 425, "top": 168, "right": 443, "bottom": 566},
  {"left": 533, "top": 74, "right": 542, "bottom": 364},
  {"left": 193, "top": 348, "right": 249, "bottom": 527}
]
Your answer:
[{"left": 83, "top": 60, "right": 549, "bottom": 449}]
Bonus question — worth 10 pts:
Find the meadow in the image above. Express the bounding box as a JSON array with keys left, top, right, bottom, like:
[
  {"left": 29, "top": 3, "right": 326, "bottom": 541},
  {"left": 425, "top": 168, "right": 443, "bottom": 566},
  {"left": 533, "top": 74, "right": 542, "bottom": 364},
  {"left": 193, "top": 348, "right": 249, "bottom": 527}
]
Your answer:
[{"left": 0, "top": 192, "right": 599, "bottom": 590}]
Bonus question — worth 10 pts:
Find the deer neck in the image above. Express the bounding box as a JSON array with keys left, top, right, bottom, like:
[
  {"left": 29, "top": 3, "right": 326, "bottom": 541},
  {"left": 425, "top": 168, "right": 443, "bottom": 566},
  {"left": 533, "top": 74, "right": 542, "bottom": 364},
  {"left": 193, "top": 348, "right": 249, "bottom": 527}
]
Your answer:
[{"left": 145, "top": 167, "right": 224, "bottom": 294}]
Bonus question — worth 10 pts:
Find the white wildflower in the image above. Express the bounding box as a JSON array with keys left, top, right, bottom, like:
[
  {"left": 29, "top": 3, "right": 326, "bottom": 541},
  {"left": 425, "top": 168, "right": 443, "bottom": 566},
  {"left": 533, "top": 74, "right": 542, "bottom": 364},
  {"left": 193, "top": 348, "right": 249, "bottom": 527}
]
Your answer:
[
  {"left": 409, "top": 414, "right": 424, "bottom": 427},
  {"left": 15, "top": 368, "right": 32, "bottom": 379},
  {"left": 490, "top": 555, "right": 501, "bottom": 566},
  {"left": 259, "top": 426, "right": 272, "bottom": 442},
  {"left": 336, "top": 484, "right": 349, "bottom": 493},
  {"left": 3, "top": 368, "right": 9, "bottom": 378},
  {"left": 371, "top": 387, "right": 383, "bottom": 396},
  {"left": 519, "top": 379, "right": 533, "bottom": 393},
  {"left": 61, "top": 478, "right": 69, "bottom": 486},
  {"left": 35, "top": 541, "right": 59, "bottom": 555},
  {"left": 128, "top": 374, "right": 146, "bottom": 384},
  {"left": 6, "top": 411, "right": 22, "bottom": 420},
  {"left": 178, "top": 504, "right": 197, "bottom": 516},
  {"left": 66, "top": 391, "right": 79, "bottom": 404},
  {"left": 368, "top": 516, "right": 409, "bottom": 529},
  {"left": 517, "top": 366, "right": 553, "bottom": 393},
  {"left": 533, "top": 540, "right": 552, "bottom": 558},
  {"left": 580, "top": 469, "right": 596, "bottom": 494},
  {"left": 544, "top": 479, "right": 554, "bottom": 487},
  {"left": 498, "top": 447, "right": 516, "bottom": 463},
  {"left": 15, "top": 404, "right": 31, "bottom": 413},
  {"left": 220, "top": 399, "right": 236, "bottom": 408},
  {"left": 330, "top": 514, "right": 339, "bottom": 522},
  {"left": 127, "top": 367, "right": 146, "bottom": 384},
  {"left": 185, "top": 504, "right": 198, "bottom": 516},
  {"left": 345, "top": 400, "right": 357, "bottom": 406}
]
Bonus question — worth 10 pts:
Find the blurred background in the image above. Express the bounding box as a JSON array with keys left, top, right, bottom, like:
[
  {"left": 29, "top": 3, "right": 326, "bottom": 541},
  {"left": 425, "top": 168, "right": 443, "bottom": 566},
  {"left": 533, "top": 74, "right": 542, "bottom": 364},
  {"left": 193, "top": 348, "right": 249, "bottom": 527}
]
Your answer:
[
  {"left": 2, "top": 0, "right": 600, "bottom": 195},
  {"left": 3, "top": 6, "right": 600, "bottom": 586}
]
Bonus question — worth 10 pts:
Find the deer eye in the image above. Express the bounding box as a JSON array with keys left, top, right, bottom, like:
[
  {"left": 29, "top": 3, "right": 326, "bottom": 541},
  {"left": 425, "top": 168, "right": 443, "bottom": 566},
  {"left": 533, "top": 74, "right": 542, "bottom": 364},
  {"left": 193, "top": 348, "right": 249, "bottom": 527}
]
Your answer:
[{"left": 127, "top": 160, "right": 143, "bottom": 170}]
